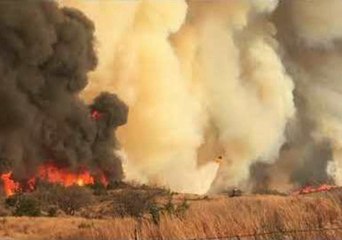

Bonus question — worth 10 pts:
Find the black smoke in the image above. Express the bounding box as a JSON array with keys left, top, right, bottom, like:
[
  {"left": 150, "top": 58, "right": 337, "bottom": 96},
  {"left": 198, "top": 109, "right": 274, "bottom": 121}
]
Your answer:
[{"left": 0, "top": 1, "right": 128, "bottom": 182}]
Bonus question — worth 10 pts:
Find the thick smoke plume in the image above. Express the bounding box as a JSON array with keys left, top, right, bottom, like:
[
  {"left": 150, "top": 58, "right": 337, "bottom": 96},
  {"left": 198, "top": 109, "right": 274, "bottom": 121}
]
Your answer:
[
  {"left": 0, "top": 1, "right": 128, "bottom": 183},
  {"left": 272, "top": 0, "right": 342, "bottom": 187},
  {"left": 58, "top": 0, "right": 342, "bottom": 193}
]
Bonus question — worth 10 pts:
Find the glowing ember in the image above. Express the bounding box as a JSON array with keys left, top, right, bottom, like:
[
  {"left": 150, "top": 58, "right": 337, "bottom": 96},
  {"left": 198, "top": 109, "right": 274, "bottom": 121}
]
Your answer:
[
  {"left": 291, "top": 184, "right": 338, "bottom": 195},
  {"left": 91, "top": 110, "right": 103, "bottom": 121},
  {"left": 0, "top": 163, "right": 108, "bottom": 196}
]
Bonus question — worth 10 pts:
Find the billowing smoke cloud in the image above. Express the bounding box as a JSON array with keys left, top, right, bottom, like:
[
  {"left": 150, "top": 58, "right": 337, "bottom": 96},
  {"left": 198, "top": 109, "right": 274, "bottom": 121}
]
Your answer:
[
  {"left": 176, "top": 0, "right": 295, "bottom": 192},
  {"left": 58, "top": 0, "right": 342, "bottom": 194},
  {"left": 107, "top": 0, "right": 219, "bottom": 194},
  {"left": 271, "top": 0, "right": 342, "bottom": 188},
  {"left": 61, "top": 0, "right": 294, "bottom": 194},
  {"left": 0, "top": 1, "right": 127, "bottom": 182}
]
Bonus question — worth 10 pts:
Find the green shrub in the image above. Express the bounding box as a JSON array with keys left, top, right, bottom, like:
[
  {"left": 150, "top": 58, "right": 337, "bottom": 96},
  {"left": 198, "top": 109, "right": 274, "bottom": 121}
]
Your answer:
[
  {"left": 149, "top": 204, "right": 161, "bottom": 224},
  {"left": 113, "top": 190, "right": 191, "bottom": 224},
  {"left": 55, "top": 186, "right": 94, "bottom": 215},
  {"left": 175, "top": 199, "right": 190, "bottom": 217},
  {"left": 114, "top": 190, "right": 158, "bottom": 218},
  {"left": 34, "top": 182, "right": 63, "bottom": 206},
  {"left": 89, "top": 181, "right": 107, "bottom": 196},
  {"left": 5, "top": 195, "right": 18, "bottom": 207},
  {"left": 47, "top": 206, "right": 57, "bottom": 217},
  {"left": 14, "top": 195, "right": 41, "bottom": 216},
  {"left": 164, "top": 198, "right": 176, "bottom": 215},
  {"left": 34, "top": 183, "right": 93, "bottom": 215}
]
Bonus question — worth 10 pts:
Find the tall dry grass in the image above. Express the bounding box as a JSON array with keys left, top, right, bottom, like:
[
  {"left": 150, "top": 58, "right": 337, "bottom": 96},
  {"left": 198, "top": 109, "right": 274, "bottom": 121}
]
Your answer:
[
  {"left": 85, "top": 194, "right": 342, "bottom": 240},
  {"left": 1, "top": 191, "right": 341, "bottom": 240}
]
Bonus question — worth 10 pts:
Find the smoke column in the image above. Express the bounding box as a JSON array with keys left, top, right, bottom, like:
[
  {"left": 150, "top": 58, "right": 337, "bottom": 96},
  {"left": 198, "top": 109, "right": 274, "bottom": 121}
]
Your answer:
[
  {"left": 0, "top": 1, "right": 128, "bottom": 183},
  {"left": 59, "top": 0, "right": 342, "bottom": 194},
  {"left": 175, "top": 0, "right": 295, "bottom": 192},
  {"left": 60, "top": 0, "right": 294, "bottom": 194},
  {"left": 273, "top": 0, "right": 342, "bottom": 187}
]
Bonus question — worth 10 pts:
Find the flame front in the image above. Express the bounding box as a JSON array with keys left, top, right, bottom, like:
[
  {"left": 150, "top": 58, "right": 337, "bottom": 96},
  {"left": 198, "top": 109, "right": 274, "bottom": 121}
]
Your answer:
[
  {"left": 37, "top": 164, "right": 94, "bottom": 187},
  {"left": 0, "top": 163, "right": 108, "bottom": 196},
  {"left": 291, "top": 184, "right": 338, "bottom": 195},
  {"left": 1, "top": 173, "right": 20, "bottom": 196},
  {"left": 0, "top": 109, "right": 109, "bottom": 197}
]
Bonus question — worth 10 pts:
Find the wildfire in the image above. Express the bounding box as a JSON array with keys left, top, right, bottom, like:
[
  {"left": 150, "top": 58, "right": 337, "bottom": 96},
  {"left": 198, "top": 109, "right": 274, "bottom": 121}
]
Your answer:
[
  {"left": 37, "top": 164, "right": 95, "bottom": 187},
  {"left": 291, "top": 184, "right": 338, "bottom": 196},
  {"left": 0, "top": 109, "right": 110, "bottom": 197},
  {"left": 0, "top": 163, "right": 108, "bottom": 197},
  {"left": 1, "top": 173, "right": 20, "bottom": 196}
]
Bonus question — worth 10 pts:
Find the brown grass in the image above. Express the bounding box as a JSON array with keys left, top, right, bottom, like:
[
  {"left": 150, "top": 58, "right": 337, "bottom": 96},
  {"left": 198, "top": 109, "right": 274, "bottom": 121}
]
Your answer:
[{"left": 0, "top": 191, "right": 341, "bottom": 240}]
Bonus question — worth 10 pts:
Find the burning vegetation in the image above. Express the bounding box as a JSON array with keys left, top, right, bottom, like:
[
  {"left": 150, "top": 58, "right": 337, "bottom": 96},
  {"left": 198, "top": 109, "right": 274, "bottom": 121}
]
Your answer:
[
  {"left": 0, "top": 1, "right": 127, "bottom": 196},
  {"left": 291, "top": 184, "right": 339, "bottom": 196},
  {"left": 1, "top": 163, "right": 109, "bottom": 197},
  {"left": 0, "top": 1, "right": 341, "bottom": 239},
  {"left": 0, "top": 0, "right": 341, "bottom": 207}
]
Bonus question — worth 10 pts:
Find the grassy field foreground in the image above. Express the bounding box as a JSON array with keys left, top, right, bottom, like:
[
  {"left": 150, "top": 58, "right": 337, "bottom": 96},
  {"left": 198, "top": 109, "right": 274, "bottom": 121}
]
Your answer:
[{"left": 0, "top": 189, "right": 341, "bottom": 240}]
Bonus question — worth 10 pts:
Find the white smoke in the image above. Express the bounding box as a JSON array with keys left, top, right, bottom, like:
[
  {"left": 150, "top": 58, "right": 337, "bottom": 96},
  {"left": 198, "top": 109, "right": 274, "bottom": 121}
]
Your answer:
[
  {"left": 110, "top": 0, "right": 217, "bottom": 194},
  {"left": 61, "top": 0, "right": 342, "bottom": 193}
]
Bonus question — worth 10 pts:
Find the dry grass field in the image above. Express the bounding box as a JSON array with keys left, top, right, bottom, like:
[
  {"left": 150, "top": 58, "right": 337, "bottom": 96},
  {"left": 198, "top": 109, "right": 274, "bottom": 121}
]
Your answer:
[{"left": 0, "top": 188, "right": 341, "bottom": 240}]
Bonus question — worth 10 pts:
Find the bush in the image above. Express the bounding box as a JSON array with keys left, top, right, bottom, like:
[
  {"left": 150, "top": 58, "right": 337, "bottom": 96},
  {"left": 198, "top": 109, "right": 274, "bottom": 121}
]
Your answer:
[
  {"left": 34, "top": 182, "right": 63, "bottom": 206},
  {"left": 164, "top": 199, "right": 176, "bottom": 215},
  {"left": 114, "top": 190, "right": 158, "bottom": 218},
  {"left": 113, "top": 190, "right": 191, "bottom": 224},
  {"left": 34, "top": 183, "right": 93, "bottom": 215},
  {"left": 55, "top": 185, "right": 94, "bottom": 215},
  {"left": 163, "top": 192, "right": 177, "bottom": 216},
  {"left": 175, "top": 199, "right": 190, "bottom": 217},
  {"left": 89, "top": 181, "right": 107, "bottom": 196},
  {"left": 161, "top": 195, "right": 190, "bottom": 218},
  {"left": 5, "top": 195, "right": 18, "bottom": 207},
  {"left": 14, "top": 195, "right": 41, "bottom": 216},
  {"left": 149, "top": 204, "right": 161, "bottom": 224},
  {"left": 48, "top": 206, "right": 57, "bottom": 217},
  {"left": 107, "top": 180, "right": 130, "bottom": 190}
]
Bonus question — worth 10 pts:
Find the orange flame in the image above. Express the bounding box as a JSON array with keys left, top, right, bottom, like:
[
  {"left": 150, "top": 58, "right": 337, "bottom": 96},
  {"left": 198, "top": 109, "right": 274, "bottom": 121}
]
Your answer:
[
  {"left": 291, "top": 184, "right": 338, "bottom": 195},
  {"left": 1, "top": 172, "right": 20, "bottom": 196},
  {"left": 37, "top": 164, "right": 95, "bottom": 187},
  {"left": 1, "top": 163, "right": 108, "bottom": 197}
]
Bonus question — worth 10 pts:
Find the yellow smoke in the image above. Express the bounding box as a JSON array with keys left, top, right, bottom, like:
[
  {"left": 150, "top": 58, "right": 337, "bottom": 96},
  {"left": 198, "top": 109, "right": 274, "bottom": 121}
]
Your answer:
[{"left": 61, "top": 0, "right": 297, "bottom": 193}]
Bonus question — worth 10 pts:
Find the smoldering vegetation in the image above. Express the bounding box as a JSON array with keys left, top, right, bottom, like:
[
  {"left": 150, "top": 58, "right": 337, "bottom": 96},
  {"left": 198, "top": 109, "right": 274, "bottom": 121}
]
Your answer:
[{"left": 0, "top": 1, "right": 128, "bottom": 182}]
